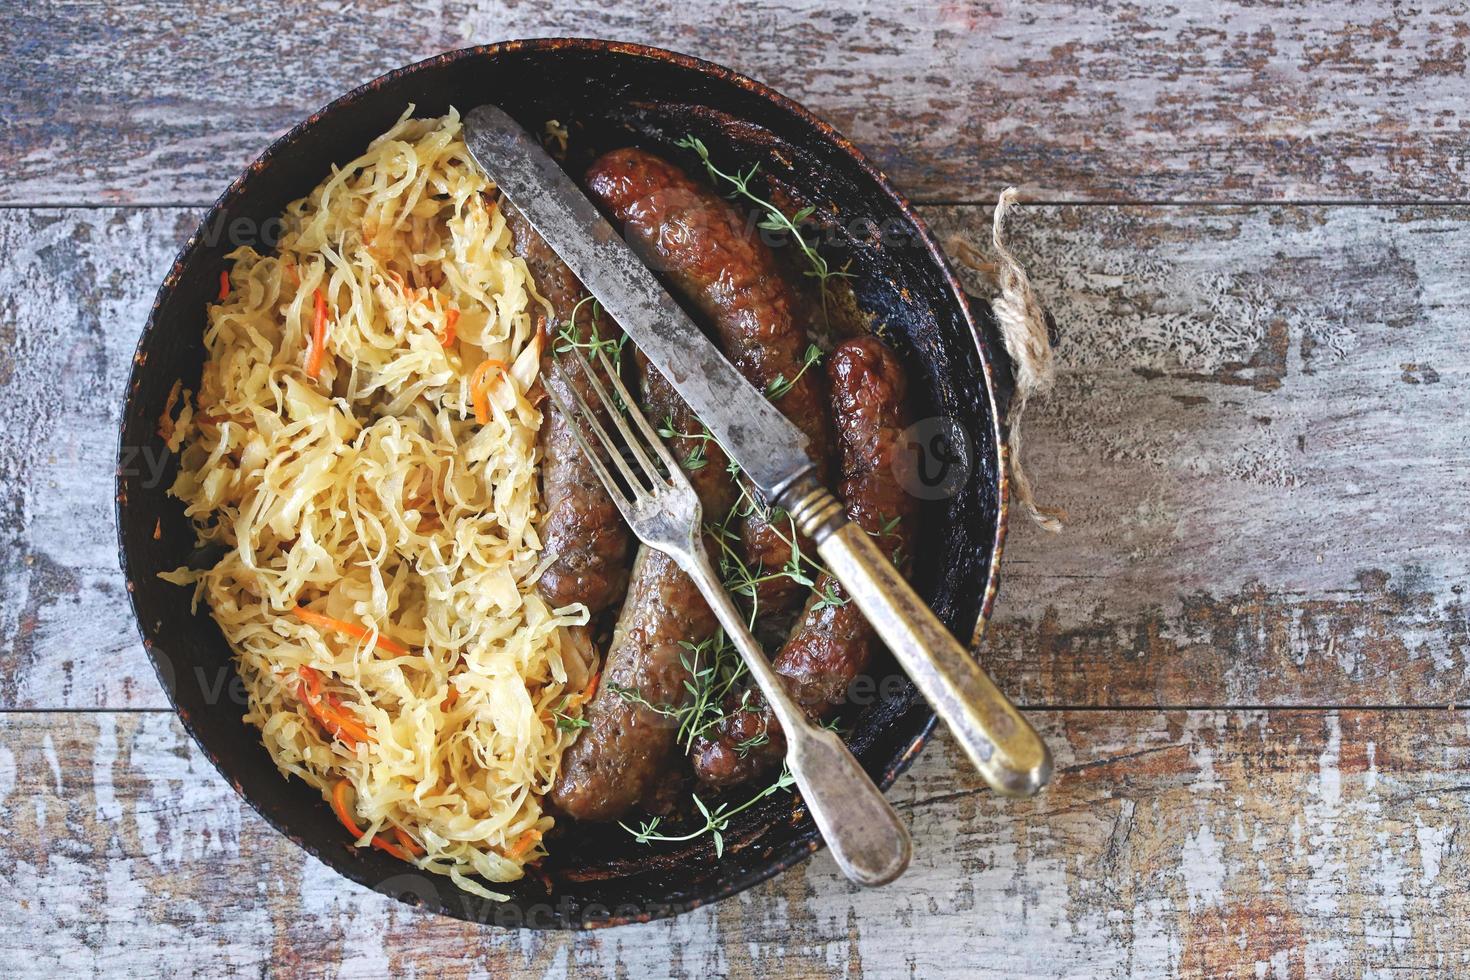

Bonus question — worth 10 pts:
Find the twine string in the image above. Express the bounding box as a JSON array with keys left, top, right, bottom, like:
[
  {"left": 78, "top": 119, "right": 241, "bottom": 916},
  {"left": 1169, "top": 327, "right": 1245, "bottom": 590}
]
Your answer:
[{"left": 949, "top": 188, "right": 1064, "bottom": 532}]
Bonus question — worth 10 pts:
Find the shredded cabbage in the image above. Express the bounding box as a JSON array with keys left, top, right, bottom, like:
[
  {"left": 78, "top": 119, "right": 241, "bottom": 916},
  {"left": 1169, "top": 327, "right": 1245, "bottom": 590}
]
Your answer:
[{"left": 164, "top": 109, "right": 591, "bottom": 897}]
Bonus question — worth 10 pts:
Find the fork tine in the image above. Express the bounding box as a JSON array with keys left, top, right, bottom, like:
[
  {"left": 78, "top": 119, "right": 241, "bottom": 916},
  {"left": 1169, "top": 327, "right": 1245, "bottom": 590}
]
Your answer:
[
  {"left": 544, "top": 382, "right": 638, "bottom": 521},
  {"left": 561, "top": 347, "right": 666, "bottom": 489},
  {"left": 553, "top": 360, "right": 651, "bottom": 494},
  {"left": 592, "top": 348, "right": 685, "bottom": 480}
]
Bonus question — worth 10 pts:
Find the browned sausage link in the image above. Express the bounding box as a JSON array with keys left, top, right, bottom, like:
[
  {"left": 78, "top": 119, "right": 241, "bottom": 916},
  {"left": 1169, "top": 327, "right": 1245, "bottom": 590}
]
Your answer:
[
  {"left": 734, "top": 500, "right": 804, "bottom": 613},
  {"left": 585, "top": 148, "right": 833, "bottom": 615},
  {"left": 504, "top": 201, "right": 631, "bottom": 614},
  {"left": 690, "top": 335, "right": 916, "bottom": 788},
  {"left": 549, "top": 365, "right": 736, "bottom": 821}
]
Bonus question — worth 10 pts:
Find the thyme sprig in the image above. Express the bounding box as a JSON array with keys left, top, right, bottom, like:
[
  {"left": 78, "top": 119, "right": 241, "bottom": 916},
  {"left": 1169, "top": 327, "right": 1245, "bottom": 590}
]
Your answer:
[
  {"left": 620, "top": 766, "right": 797, "bottom": 858},
  {"left": 812, "top": 581, "right": 849, "bottom": 611},
  {"left": 728, "top": 484, "right": 835, "bottom": 590},
  {"left": 675, "top": 634, "right": 749, "bottom": 751},
  {"left": 554, "top": 295, "right": 626, "bottom": 368},
  {"left": 609, "top": 631, "right": 750, "bottom": 753},
  {"left": 710, "top": 494, "right": 798, "bottom": 623},
  {"left": 675, "top": 136, "right": 852, "bottom": 325},
  {"left": 765, "top": 344, "right": 824, "bottom": 400},
  {"left": 657, "top": 416, "right": 722, "bottom": 472},
  {"left": 551, "top": 700, "right": 591, "bottom": 733}
]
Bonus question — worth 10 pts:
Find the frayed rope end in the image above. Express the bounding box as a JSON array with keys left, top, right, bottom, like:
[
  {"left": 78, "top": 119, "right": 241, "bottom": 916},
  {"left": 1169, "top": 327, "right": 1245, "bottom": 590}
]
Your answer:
[{"left": 948, "top": 188, "right": 1065, "bottom": 533}]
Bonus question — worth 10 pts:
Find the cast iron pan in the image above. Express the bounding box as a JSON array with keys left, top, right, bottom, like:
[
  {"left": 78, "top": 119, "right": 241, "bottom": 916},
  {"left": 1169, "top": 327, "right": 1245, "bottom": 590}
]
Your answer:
[{"left": 115, "top": 38, "right": 1015, "bottom": 929}]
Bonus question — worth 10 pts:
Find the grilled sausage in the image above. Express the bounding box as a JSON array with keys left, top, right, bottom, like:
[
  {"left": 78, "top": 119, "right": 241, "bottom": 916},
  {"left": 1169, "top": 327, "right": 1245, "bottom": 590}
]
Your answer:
[
  {"left": 585, "top": 148, "right": 833, "bottom": 615},
  {"left": 689, "top": 335, "right": 916, "bottom": 787},
  {"left": 548, "top": 364, "right": 737, "bottom": 821},
  {"left": 504, "top": 202, "right": 630, "bottom": 614}
]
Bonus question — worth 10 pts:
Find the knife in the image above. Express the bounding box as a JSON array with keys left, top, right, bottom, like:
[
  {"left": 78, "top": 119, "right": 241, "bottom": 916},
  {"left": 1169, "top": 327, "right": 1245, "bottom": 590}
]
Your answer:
[{"left": 464, "top": 104, "right": 1052, "bottom": 798}]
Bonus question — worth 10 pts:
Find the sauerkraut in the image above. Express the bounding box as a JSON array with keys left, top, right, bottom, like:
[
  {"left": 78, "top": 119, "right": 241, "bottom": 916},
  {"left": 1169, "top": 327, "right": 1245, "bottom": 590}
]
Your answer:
[{"left": 162, "top": 108, "right": 592, "bottom": 899}]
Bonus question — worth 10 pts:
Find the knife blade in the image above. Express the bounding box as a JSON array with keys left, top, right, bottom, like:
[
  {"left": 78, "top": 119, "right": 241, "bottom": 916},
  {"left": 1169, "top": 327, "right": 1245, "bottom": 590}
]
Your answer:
[{"left": 463, "top": 104, "right": 815, "bottom": 504}]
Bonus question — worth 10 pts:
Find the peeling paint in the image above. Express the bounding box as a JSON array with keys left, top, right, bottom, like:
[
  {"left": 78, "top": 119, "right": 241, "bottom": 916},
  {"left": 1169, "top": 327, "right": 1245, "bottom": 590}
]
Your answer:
[
  {"left": 6, "top": 2, "right": 1470, "bottom": 202},
  {"left": 2, "top": 711, "right": 1467, "bottom": 975},
  {"left": 1180, "top": 823, "right": 1227, "bottom": 912}
]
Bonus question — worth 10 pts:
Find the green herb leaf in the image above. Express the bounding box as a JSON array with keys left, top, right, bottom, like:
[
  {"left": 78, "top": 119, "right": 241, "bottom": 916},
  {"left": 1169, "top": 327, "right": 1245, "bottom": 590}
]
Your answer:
[
  {"left": 675, "top": 134, "right": 845, "bottom": 329},
  {"left": 554, "top": 712, "right": 590, "bottom": 732}
]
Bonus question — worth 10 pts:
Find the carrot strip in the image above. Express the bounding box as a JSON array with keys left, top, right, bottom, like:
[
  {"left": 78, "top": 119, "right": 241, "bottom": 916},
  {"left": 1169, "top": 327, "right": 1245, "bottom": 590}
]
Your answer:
[
  {"left": 297, "top": 666, "right": 374, "bottom": 747},
  {"left": 393, "top": 827, "right": 425, "bottom": 857},
  {"left": 307, "top": 288, "right": 329, "bottom": 379},
  {"left": 331, "top": 780, "right": 421, "bottom": 861},
  {"left": 470, "top": 358, "right": 509, "bottom": 425},
  {"left": 218, "top": 269, "right": 230, "bottom": 301},
  {"left": 440, "top": 308, "right": 459, "bottom": 346},
  {"left": 331, "top": 779, "right": 364, "bottom": 837},
  {"left": 321, "top": 691, "right": 373, "bottom": 744},
  {"left": 373, "top": 836, "right": 415, "bottom": 861},
  {"left": 508, "top": 828, "right": 542, "bottom": 858},
  {"left": 568, "top": 671, "right": 601, "bottom": 710},
  {"left": 294, "top": 605, "right": 409, "bottom": 657},
  {"left": 300, "top": 684, "right": 358, "bottom": 748}
]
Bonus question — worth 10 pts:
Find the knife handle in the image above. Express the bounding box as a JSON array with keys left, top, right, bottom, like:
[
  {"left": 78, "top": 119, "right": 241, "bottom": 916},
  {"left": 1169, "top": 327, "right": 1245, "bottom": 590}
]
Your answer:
[{"left": 788, "top": 484, "right": 1052, "bottom": 797}]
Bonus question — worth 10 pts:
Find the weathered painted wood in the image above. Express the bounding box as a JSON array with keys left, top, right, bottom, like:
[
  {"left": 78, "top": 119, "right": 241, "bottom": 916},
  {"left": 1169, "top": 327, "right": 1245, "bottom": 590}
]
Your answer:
[
  {"left": 924, "top": 204, "right": 1470, "bottom": 708},
  {"left": 3, "top": 205, "right": 1467, "bottom": 710},
  {"left": 6, "top": 1, "right": 1470, "bottom": 205},
  {"left": 0, "top": 709, "right": 1464, "bottom": 976},
  {"left": 0, "top": 209, "right": 198, "bottom": 710}
]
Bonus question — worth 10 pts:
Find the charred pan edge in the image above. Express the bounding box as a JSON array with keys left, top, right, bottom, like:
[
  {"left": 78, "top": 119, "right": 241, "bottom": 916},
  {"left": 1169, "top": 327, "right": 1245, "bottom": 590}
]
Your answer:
[{"left": 116, "top": 37, "right": 1011, "bottom": 930}]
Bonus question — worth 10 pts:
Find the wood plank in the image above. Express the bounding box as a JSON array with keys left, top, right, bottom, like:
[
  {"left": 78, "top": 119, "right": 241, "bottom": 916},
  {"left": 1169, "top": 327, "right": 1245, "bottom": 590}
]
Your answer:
[
  {"left": 0, "top": 208, "right": 199, "bottom": 710},
  {"left": 5, "top": 2, "right": 1470, "bottom": 205},
  {"left": 922, "top": 204, "right": 1470, "bottom": 708},
  {"left": 4, "top": 204, "right": 1467, "bottom": 709},
  {"left": 0, "top": 709, "right": 1464, "bottom": 976}
]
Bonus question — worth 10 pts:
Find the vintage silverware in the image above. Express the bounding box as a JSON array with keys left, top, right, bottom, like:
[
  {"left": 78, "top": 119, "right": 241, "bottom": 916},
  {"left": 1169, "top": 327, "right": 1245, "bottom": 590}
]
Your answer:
[
  {"left": 544, "top": 342, "right": 912, "bottom": 887},
  {"left": 465, "top": 104, "right": 1052, "bottom": 798}
]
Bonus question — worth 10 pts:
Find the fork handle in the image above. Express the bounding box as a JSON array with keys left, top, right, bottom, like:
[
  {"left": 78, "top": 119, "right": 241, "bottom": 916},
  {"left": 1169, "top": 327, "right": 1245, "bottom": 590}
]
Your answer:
[
  {"left": 790, "top": 486, "right": 1053, "bottom": 798},
  {"left": 681, "top": 544, "right": 912, "bottom": 887}
]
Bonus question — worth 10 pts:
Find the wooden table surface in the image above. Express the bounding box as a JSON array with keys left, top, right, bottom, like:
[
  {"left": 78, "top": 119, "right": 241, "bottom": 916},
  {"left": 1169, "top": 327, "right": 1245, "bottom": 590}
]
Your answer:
[{"left": 3, "top": 2, "right": 1468, "bottom": 976}]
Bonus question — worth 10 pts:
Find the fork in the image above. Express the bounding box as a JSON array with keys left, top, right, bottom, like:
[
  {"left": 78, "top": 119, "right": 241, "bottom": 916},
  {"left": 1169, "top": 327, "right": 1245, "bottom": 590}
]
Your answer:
[{"left": 546, "top": 345, "right": 912, "bottom": 887}]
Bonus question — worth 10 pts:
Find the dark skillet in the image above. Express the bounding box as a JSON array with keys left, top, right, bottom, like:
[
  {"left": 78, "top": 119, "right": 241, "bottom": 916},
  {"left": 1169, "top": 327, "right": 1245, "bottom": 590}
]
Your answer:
[{"left": 115, "top": 38, "right": 1016, "bottom": 929}]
